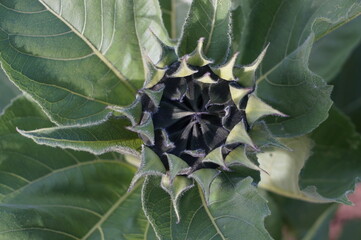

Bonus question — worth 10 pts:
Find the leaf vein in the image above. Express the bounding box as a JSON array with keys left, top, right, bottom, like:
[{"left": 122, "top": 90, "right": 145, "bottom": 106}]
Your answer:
[{"left": 197, "top": 185, "right": 226, "bottom": 240}]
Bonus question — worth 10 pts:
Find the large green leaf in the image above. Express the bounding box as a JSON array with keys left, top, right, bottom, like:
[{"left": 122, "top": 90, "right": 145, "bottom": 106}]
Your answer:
[
  {"left": 232, "top": 0, "right": 361, "bottom": 68},
  {"left": 0, "top": 0, "right": 169, "bottom": 125},
  {"left": 332, "top": 42, "right": 361, "bottom": 133},
  {"left": 256, "top": 36, "right": 333, "bottom": 137},
  {"left": 258, "top": 107, "right": 361, "bottom": 204},
  {"left": 178, "top": 0, "right": 232, "bottom": 64},
  {"left": 0, "top": 97, "right": 156, "bottom": 239},
  {"left": 142, "top": 175, "right": 272, "bottom": 240},
  {"left": 159, "top": 0, "right": 192, "bottom": 39},
  {"left": 0, "top": 67, "right": 20, "bottom": 112},
  {"left": 339, "top": 219, "right": 361, "bottom": 240},
  {"left": 40, "top": 0, "right": 171, "bottom": 63},
  {"left": 299, "top": 107, "right": 361, "bottom": 203},
  {"left": 232, "top": 0, "right": 361, "bottom": 137},
  {"left": 261, "top": 191, "right": 282, "bottom": 240},
  {"left": 309, "top": 16, "right": 361, "bottom": 83}
]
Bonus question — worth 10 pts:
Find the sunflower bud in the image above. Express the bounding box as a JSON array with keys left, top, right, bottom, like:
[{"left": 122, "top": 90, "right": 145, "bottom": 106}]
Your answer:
[{"left": 118, "top": 38, "right": 286, "bottom": 221}]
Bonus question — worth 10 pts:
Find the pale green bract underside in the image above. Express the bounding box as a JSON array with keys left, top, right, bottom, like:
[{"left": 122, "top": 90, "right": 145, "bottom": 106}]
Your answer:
[
  {"left": 258, "top": 107, "right": 361, "bottom": 205},
  {"left": 0, "top": 0, "right": 361, "bottom": 239}
]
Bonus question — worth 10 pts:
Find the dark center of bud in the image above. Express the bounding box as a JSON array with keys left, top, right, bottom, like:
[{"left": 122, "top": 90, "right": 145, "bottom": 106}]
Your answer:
[{"left": 145, "top": 62, "right": 250, "bottom": 171}]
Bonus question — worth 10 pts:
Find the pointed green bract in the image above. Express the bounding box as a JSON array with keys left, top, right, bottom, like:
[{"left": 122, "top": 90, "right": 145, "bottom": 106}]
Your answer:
[
  {"left": 187, "top": 38, "right": 214, "bottom": 66},
  {"left": 225, "top": 146, "right": 261, "bottom": 171},
  {"left": 128, "top": 112, "right": 155, "bottom": 145},
  {"left": 246, "top": 95, "right": 287, "bottom": 125},
  {"left": 249, "top": 122, "right": 290, "bottom": 150},
  {"left": 168, "top": 57, "right": 198, "bottom": 78},
  {"left": 189, "top": 168, "right": 220, "bottom": 204},
  {"left": 229, "top": 84, "right": 252, "bottom": 108},
  {"left": 202, "top": 146, "right": 228, "bottom": 170},
  {"left": 108, "top": 97, "right": 143, "bottom": 125},
  {"left": 151, "top": 33, "right": 179, "bottom": 68},
  {"left": 143, "top": 61, "right": 167, "bottom": 89},
  {"left": 142, "top": 86, "right": 165, "bottom": 107},
  {"left": 226, "top": 120, "right": 257, "bottom": 149},
  {"left": 129, "top": 146, "right": 166, "bottom": 190},
  {"left": 195, "top": 72, "right": 217, "bottom": 84},
  {"left": 158, "top": 128, "right": 176, "bottom": 150},
  {"left": 235, "top": 44, "right": 269, "bottom": 87},
  {"left": 166, "top": 154, "right": 191, "bottom": 181},
  {"left": 211, "top": 52, "right": 239, "bottom": 81},
  {"left": 161, "top": 175, "right": 194, "bottom": 222}
]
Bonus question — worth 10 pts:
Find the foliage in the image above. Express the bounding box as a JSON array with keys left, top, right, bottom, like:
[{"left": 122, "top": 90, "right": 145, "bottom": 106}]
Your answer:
[{"left": 0, "top": 0, "right": 360, "bottom": 239}]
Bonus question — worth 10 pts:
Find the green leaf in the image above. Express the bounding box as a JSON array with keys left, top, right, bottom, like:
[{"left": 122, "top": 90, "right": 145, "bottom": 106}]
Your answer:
[
  {"left": 232, "top": 0, "right": 361, "bottom": 137},
  {"left": 142, "top": 174, "right": 272, "bottom": 240},
  {"left": 302, "top": 205, "right": 338, "bottom": 240},
  {"left": 299, "top": 107, "right": 361, "bottom": 204},
  {"left": 40, "top": 0, "right": 171, "bottom": 69},
  {"left": 18, "top": 117, "right": 142, "bottom": 156},
  {"left": 0, "top": 68, "right": 20, "bottom": 112},
  {"left": 178, "top": 0, "right": 232, "bottom": 64},
  {"left": 0, "top": 0, "right": 169, "bottom": 125},
  {"left": 129, "top": 146, "right": 166, "bottom": 190},
  {"left": 256, "top": 35, "right": 333, "bottom": 137},
  {"left": 261, "top": 192, "right": 282, "bottom": 240},
  {"left": 0, "top": 96, "right": 156, "bottom": 239},
  {"left": 309, "top": 16, "right": 361, "bottom": 82},
  {"left": 270, "top": 195, "right": 336, "bottom": 240},
  {"left": 189, "top": 168, "right": 220, "bottom": 203},
  {"left": 232, "top": 0, "right": 361, "bottom": 67},
  {"left": 133, "top": 0, "right": 173, "bottom": 62},
  {"left": 258, "top": 107, "right": 361, "bottom": 204},
  {"left": 339, "top": 219, "right": 361, "bottom": 240},
  {"left": 166, "top": 154, "right": 190, "bottom": 181},
  {"left": 331, "top": 42, "right": 361, "bottom": 133},
  {"left": 159, "top": 0, "right": 192, "bottom": 39}
]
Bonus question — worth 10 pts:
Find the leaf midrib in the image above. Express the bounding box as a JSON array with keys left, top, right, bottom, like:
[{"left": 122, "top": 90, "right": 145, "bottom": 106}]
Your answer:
[
  {"left": 204, "top": 0, "right": 218, "bottom": 53},
  {"left": 23, "top": 133, "right": 139, "bottom": 143},
  {"left": 0, "top": 60, "right": 114, "bottom": 107},
  {"left": 81, "top": 180, "right": 143, "bottom": 240},
  {"left": 197, "top": 185, "right": 227, "bottom": 240}
]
